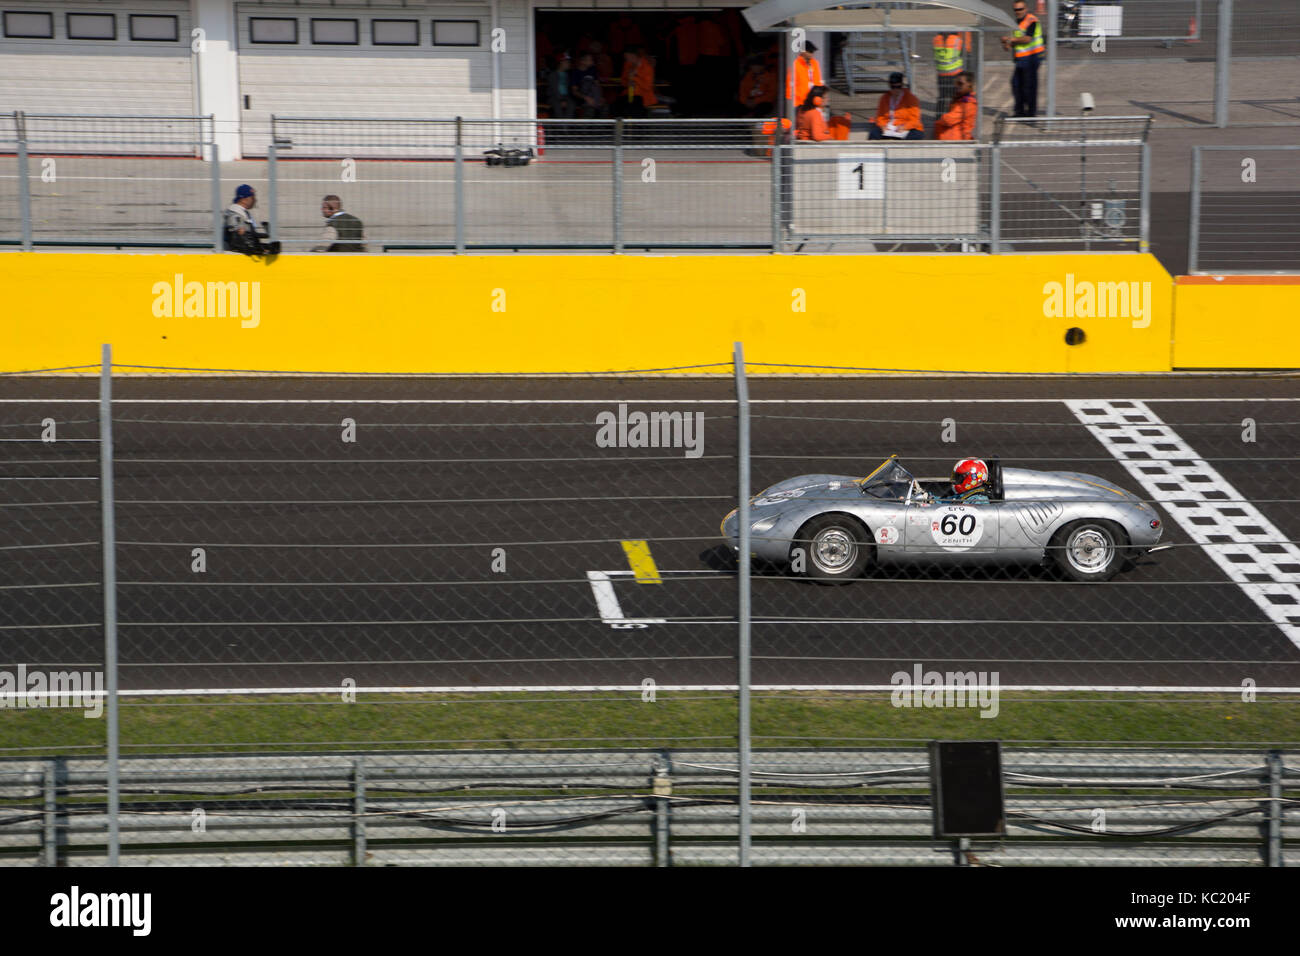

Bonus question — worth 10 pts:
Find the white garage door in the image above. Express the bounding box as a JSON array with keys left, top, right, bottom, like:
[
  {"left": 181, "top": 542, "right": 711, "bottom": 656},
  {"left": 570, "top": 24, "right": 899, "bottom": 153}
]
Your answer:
[
  {"left": 0, "top": 0, "right": 196, "bottom": 148},
  {"left": 236, "top": 1, "right": 531, "bottom": 156}
]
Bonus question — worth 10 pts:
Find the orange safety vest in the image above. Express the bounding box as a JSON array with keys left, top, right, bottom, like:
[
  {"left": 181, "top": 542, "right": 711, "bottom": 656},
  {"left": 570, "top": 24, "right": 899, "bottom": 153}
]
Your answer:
[
  {"left": 786, "top": 56, "right": 823, "bottom": 104},
  {"left": 933, "top": 34, "right": 964, "bottom": 76},
  {"left": 757, "top": 117, "right": 792, "bottom": 157},
  {"left": 936, "top": 93, "right": 977, "bottom": 140},
  {"left": 796, "top": 107, "right": 830, "bottom": 142},
  {"left": 622, "top": 58, "right": 657, "bottom": 106},
  {"left": 1013, "top": 14, "right": 1045, "bottom": 58}
]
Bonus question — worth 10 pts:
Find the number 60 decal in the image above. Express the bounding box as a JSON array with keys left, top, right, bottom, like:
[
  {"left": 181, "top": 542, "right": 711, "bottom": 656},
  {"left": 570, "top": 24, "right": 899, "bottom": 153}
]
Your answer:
[{"left": 930, "top": 506, "right": 984, "bottom": 551}]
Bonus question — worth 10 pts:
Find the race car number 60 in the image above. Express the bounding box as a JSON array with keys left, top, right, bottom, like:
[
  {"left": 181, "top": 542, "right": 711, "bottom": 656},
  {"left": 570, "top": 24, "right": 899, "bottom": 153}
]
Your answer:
[{"left": 930, "top": 505, "right": 984, "bottom": 552}]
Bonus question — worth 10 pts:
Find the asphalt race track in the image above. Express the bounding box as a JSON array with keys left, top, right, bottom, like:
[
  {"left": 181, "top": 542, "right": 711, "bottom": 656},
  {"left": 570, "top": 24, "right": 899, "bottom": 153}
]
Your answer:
[{"left": 2, "top": 374, "right": 1298, "bottom": 693}]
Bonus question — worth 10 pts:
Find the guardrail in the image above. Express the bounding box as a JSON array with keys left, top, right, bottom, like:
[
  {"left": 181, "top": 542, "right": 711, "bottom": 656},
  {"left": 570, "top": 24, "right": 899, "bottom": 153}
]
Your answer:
[
  {"left": 0, "top": 112, "right": 1151, "bottom": 254},
  {"left": 0, "top": 747, "right": 1291, "bottom": 866}
]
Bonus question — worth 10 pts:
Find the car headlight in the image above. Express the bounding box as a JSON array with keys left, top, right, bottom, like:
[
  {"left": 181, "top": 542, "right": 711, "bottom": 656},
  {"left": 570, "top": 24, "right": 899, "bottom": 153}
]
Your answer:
[{"left": 751, "top": 515, "right": 779, "bottom": 534}]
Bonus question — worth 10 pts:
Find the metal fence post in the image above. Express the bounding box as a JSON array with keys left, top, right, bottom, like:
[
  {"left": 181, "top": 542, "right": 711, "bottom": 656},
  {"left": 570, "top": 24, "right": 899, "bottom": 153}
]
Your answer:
[
  {"left": 353, "top": 758, "right": 366, "bottom": 866},
  {"left": 770, "top": 144, "right": 781, "bottom": 253},
  {"left": 100, "top": 344, "right": 120, "bottom": 867},
  {"left": 454, "top": 116, "right": 465, "bottom": 254},
  {"left": 43, "top": 761, "right": 57, "bottom": 866},
  {"left": 210, "top": 142, "right": 223, "bottom": 252},
  {"left": 1046, "top": 0, "right": 1058, "bottom": 117},
  {"left": 16, "top": 138, "right": 32, "bottom": 252},
  {"left": 1215, "top": 0, "right": 1233, "bottom": 128},
  {"left": 1188, "top": 146, "right": 1203, "bottom": 273},
  {"left": 1138, "top": 141, "right": 1151, "bottom": 253},
  {"left": 1266, "top": 750, "right": 1282, "bottom": 867},
  {"left": 989, "top": 144, "right": 1001, "bottom": 253},
  {"left": 653, "top": 753, "right": 671, "bottom": 867},
  {"left": 613, "top": 119, "right": 624, "bottom": 254},
  {"left": 266, "top": 143, "right": 278, "bottom": 243},
  {"left": 734, "top": 342, "right": 752, "bottom": 868}
]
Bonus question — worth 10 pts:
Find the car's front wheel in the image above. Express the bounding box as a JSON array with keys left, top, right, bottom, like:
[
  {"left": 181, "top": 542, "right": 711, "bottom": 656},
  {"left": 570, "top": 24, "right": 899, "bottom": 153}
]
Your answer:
[
  {"left": 792, "top": 515, "right": 873, "bottom": 582},
  {"left": 1049, "top": 519, "right": 1127, "bottom": 582}
]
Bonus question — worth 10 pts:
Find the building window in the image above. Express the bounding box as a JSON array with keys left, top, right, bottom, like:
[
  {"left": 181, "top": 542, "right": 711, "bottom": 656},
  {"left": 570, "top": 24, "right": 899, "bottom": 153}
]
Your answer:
[
  {"left": 432, "top": 20, "right": 479, "bottom": 47},
  {"left": 128, "top": 14, "right": 178, "bottom": 41},
  {"left": 311, "top": 18, "right": 357, "bottom": 45},
  {"left": 250, "top": 17, "right": 298, "bottom": 44},
  {"left": 67, "top": 12, "right": 116, "bottom": 40},
  {"left": 3, "top": 11, "right": 54, "bottom": 38},
  {"left": 372, "top": 18, "right": 418, "bottom": 46}
]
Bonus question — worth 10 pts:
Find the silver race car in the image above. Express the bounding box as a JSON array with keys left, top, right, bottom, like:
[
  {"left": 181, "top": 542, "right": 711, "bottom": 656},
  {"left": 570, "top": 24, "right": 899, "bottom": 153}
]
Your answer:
[{"left": 721, "top": 456, "right": 1164, "bottom": 582}]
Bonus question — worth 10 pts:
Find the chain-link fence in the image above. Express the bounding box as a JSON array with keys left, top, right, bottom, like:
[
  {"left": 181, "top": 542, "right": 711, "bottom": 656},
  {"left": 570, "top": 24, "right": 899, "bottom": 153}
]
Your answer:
[
  {"left": 1189, "top": 144, "right": 1300, "bottom": 272},
  {"left": 1042, "top": 0, "right": 1300, "bottom": 127},
  {"left": 2, "top": 353, "right": 1299, "bottom": 865},
  {"left": 2, "top": 112, "right": 1153, "bottom": 253}
]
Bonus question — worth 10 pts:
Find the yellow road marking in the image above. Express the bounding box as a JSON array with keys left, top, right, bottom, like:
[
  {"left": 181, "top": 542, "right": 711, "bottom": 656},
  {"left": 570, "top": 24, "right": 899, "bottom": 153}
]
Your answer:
[{"left": 620, "top": 540, "right": 662, "bottom": 584}]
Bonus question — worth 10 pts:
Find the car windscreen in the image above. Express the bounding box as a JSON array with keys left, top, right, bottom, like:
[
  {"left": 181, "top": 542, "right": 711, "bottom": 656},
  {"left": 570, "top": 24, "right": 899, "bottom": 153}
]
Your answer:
[
  {"left": 862, "top": 480, "right": 911, "bottom": 500},
  {"left": 860, "top": 457, "right": 915, "bottom": 492}
]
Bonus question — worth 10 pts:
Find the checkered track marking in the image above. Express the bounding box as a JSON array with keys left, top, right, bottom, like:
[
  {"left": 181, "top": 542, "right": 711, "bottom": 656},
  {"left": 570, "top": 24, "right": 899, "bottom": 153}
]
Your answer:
[{"left": 1067, "top": 399, "right": 1300, "bottom": 649}]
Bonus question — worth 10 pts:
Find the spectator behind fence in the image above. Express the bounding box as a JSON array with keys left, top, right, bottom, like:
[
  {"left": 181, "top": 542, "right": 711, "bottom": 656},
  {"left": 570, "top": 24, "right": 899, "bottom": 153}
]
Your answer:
[
  {"left": 795, "top": 86, "right": 832, "bottom": 142},
  {"left": 571, "top": 53, "right": 608, "bottom": 118},
  {"left": 932, "top": 32, "right": 967, "bottom": 126},
  {"left": 547, "top": 52, "right": 576, "bottom": 119},
  {"left": 312, "top": 195, "right": 367, "bottom": 253},
  {"left": 935, "top": 71, "right": 978, "bottom": 140},
  {"left": 224, "top": 184, "right": 280, "bottom": 256},
  {"left": 786, "top": 41, "right": 823, "bottom": 107},
  {"left": 737, "top": 57, "right": 776, "bottom": 117},
  {"left": 1002, "top": 0, "right": 1044, "bottom": 117},
  {"left": 868, "top": 72, "right": 925, "bottom": 140},
  {"left": 617, "top": 47, "right": 657, "bottom": 117},
  {"left": 586, "top": 41, "right": 614, "bottom": 81}
]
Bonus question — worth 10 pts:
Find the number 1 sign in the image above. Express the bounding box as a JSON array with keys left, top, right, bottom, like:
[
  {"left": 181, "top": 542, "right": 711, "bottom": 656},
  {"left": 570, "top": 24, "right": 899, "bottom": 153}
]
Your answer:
[{"left": 837, "top": 153, "right": 884, "bottom": 200}]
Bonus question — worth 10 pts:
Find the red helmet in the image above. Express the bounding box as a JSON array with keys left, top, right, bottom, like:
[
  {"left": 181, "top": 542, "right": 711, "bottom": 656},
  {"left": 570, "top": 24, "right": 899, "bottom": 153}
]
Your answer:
[{"left": 952, "top": 458, "right": 989, "bottom": 494}]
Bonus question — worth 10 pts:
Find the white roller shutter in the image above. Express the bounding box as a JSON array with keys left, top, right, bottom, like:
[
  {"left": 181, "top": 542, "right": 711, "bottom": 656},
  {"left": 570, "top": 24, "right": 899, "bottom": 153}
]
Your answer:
[
  {"left": 236, "top": 2, "right": 532, "bottom": 156},
  {"left": 0, "top": 0, "right": 195, "bottom": 128}
]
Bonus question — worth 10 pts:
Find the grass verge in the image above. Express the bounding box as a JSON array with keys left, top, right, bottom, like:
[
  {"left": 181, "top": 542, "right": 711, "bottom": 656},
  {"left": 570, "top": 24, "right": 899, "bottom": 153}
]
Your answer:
[{"left": 1, "top": 691, "right": 1297, "bottom": 756}]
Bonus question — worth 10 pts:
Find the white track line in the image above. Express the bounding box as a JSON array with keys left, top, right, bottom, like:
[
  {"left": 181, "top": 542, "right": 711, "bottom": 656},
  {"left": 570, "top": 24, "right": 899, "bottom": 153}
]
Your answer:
[
  {"left": 94, "top": 685, "right": 1300, "bottom": 696},
  {"left": 585, "top": 570, "right": 665, "bottom": 629},
  {"left": 1067, "top": 398, "right": 1300, "bottom": 649}
]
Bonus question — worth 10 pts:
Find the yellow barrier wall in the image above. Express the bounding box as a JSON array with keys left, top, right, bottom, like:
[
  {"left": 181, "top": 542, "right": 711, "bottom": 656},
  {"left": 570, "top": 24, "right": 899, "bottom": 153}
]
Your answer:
[
  {"left": 1, "top": 253, "right": 1174, "bottom": 373},
  {"left": 1172, "top": 276, "right": 1300, "bottom": 369}
]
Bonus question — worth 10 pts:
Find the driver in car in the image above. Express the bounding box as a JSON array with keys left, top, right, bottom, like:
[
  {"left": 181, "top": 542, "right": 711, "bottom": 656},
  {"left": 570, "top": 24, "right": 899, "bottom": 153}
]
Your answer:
[{"left": 938, "top": 458, "right": 990, "bottom": 504}]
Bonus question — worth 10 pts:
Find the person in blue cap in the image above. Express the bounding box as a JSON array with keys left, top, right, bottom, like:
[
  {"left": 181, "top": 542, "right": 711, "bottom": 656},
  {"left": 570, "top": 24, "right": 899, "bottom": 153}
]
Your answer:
[{"left": 224, "top": 184, "right": 280, "bottom": 255}]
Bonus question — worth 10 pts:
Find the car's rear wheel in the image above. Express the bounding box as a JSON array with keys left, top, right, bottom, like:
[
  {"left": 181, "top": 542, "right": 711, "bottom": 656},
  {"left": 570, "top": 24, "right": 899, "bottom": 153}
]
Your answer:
[
  {"left": 1049, "top": 519, "right": 1127, "bottom": 582},
  {"left": 792, "top": 515, "right": 873, "bottom": 582}
]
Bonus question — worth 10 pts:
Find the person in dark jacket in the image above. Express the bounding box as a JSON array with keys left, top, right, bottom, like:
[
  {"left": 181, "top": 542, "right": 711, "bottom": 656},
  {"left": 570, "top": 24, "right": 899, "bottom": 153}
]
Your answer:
[{"left": 312, "top": 195, "right": 367, "bottom": 253}]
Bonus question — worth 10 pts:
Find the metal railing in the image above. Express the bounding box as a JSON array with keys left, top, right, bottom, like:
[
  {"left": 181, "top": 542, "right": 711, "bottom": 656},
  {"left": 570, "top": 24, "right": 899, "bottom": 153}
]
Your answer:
[
  {"left": 1, "top": 747, "right": 1292, "bottom": 866},
  {"left": 0, "top": 112, "right": 1152, "bottom": 254},
  {"left": 1188, "top": 143, "right": 1300, "bottom": 273}
]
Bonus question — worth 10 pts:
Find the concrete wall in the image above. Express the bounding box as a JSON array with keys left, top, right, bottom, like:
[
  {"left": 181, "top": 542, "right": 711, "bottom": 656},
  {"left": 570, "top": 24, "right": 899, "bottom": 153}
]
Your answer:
[{"left": 1, "top": 252, "right": 1177, "bottom": 373}]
